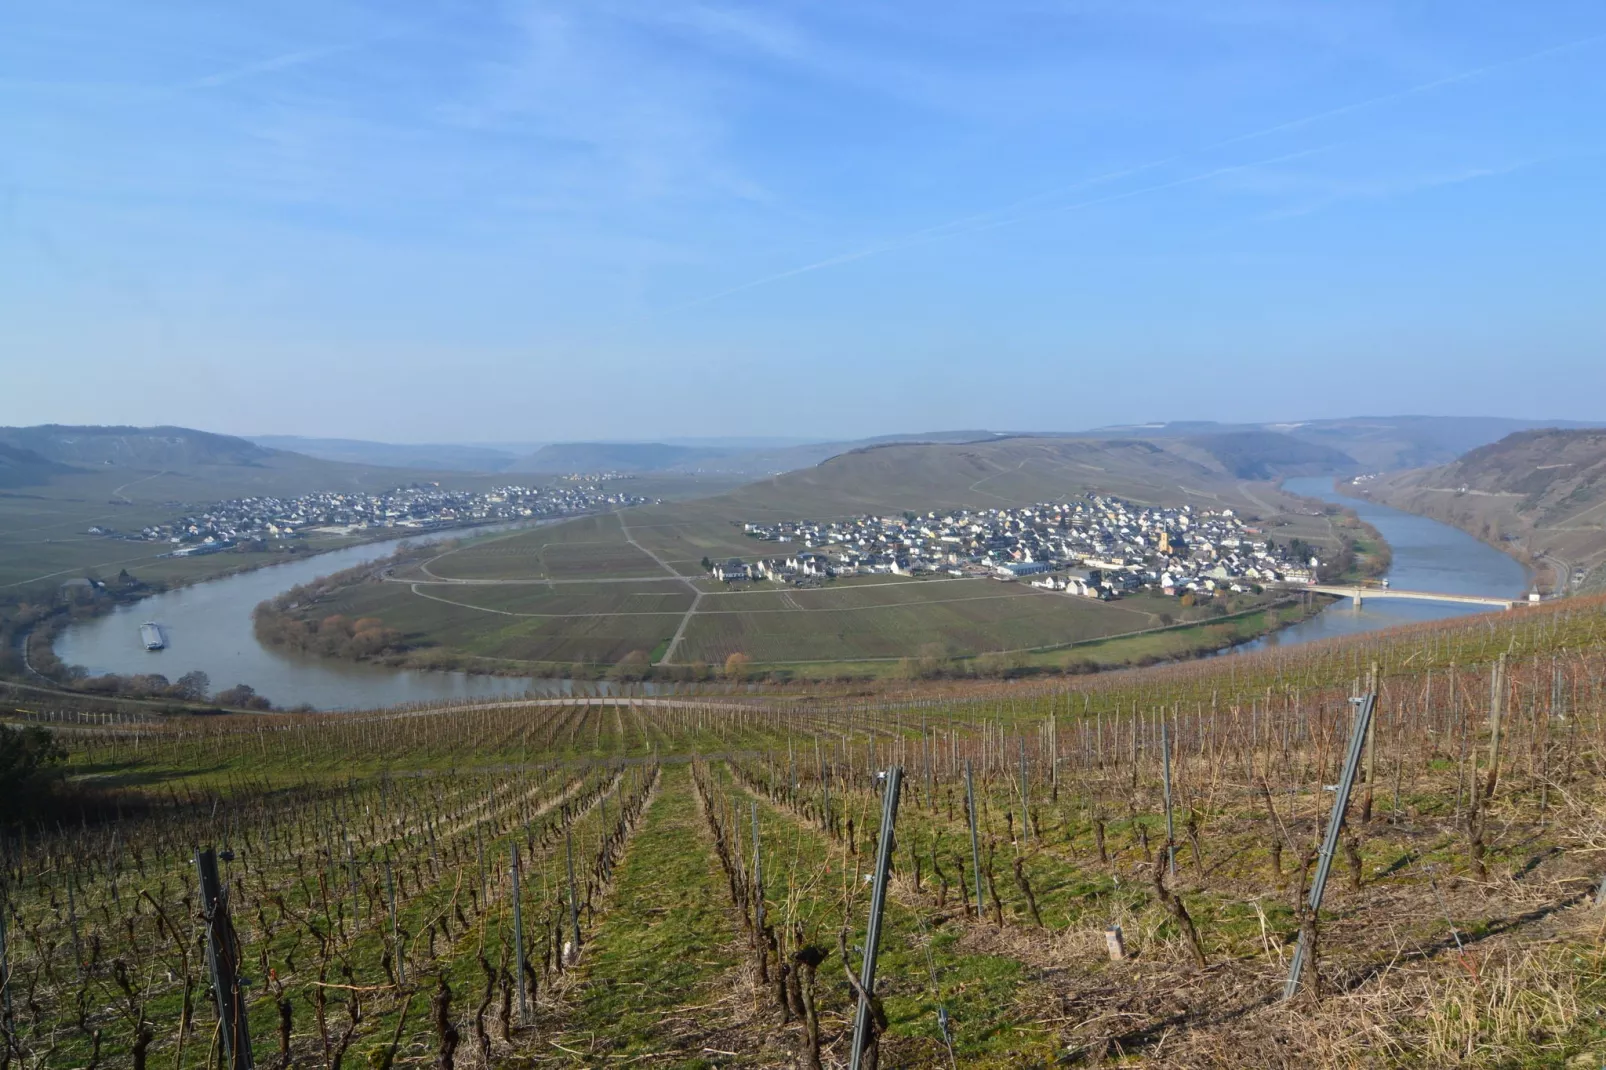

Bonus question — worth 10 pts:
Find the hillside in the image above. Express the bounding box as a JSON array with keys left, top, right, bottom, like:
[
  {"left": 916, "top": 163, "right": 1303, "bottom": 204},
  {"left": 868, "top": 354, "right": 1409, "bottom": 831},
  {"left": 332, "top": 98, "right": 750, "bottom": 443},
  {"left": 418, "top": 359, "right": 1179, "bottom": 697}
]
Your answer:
[
  {"left": 248, "top": 435, "right": 529, "bottom": 472},
  {"left": 1089, "top": 415, "right": 1599, "bottom": 471},
  {"left": 601, "top": 433, "right": 1350, "bottom": 583},
  {"left": 508, "top": 430, "right": 999, "bottom": 476},
  {"left": 714, "top": 433, "right": 1322, "bottom": 519},
  {"left": 0, "top": 424, "right": 513, "bottom": 595},
  {"left": 0, "top": 424, "right": 276, "bottom": 468},
  {"left": 1177, "top": 430, "right": 1355, "bottom": 479},
  {"left": 18, "top": 594, "right": 1606, "bottom": 1068},
  {"left": 264, "top": 433, "right": 1343, "bottom": 679},
  {"left": 1358, "top": 428, "right": 1606, "bottom": 593},
  {"left": 0, "top": 444, "right": 73, "bottom": 488}
]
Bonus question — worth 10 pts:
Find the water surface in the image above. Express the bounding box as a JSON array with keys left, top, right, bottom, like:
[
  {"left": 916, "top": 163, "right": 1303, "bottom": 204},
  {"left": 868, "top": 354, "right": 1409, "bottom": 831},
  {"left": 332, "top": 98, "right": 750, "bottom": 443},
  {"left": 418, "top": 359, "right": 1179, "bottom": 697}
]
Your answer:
[
  {"left": 56, "top": 481, "right": 1534, "bottom": 706},
  {"left": 1236, "top": 476, "right": 1531, "bottom": 652}
]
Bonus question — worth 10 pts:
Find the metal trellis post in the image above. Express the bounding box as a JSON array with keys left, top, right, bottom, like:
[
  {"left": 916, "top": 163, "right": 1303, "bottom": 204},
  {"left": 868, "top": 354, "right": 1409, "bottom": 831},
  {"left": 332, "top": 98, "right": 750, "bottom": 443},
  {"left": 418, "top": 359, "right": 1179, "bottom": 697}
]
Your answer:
[
  {"left": 964, "top": 760, "right": 984, "bottom": 919},
  {"left": 197, "top": 847, "right": 254, "bottom": 1070},
  {"left": 386, "top": 861, "right": 404, "bottom": 986},
  {"left": 1162, "top": 720, "right": 1175, "bottom": 878},
  {"left": 565, "top": 825, "right": 582, "bottom": 954},
  {"left": 850, "top": 766, "right": 903, "bottom": 1070},
  {"left": 510, "top": 845, "right": 529, "bottom": 1022},
  {"left": 1283, "top": 692, "right": 1376, "bottom": 1001},
  {"left": 751, "top": 802, "right": 764, "bottom": 934}
]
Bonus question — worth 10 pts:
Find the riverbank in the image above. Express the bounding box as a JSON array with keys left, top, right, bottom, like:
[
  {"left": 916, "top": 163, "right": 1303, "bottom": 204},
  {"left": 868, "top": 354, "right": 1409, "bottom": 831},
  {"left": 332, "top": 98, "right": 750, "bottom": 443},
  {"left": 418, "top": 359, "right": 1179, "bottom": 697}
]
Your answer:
[
  {"left": 30, "top": 516, "right": 571, "bottom": 708},
  {"left": 1334, "top": 478, "right": 1543, "bottom": 590},
  {"left": 252, "top": 526, "right": 1333, "bottom": 684},
  {"left": 52, "top": 475, "right": 1539, "bottom": 710}
]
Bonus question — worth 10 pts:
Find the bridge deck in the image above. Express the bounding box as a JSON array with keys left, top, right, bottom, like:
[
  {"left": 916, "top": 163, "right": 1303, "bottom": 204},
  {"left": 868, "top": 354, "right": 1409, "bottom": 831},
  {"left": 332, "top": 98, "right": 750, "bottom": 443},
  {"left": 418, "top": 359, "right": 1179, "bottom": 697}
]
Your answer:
[{"left": 1305, "top": 584, "right": 1519, "bottom": 609}]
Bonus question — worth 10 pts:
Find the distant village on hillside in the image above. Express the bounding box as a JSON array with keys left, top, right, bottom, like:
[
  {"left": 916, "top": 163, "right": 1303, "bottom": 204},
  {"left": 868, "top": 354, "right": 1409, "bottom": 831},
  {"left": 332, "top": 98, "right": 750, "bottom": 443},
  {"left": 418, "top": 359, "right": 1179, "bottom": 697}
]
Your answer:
[
  {"left": 85, "top": 483, "right": 654, "bottom": 556},
  {"left": 720, "top": 494, "right": 1320, "bottom": 601}
]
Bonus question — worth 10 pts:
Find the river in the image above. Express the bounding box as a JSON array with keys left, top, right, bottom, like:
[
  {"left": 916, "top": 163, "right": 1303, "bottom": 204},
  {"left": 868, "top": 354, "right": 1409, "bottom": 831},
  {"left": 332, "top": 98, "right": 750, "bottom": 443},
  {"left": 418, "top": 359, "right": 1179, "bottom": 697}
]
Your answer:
[
  {"left": 54, "top": 481, "right": 1533, "bottom": 708},
  {"left": 1234, "top": 476, "right": 1532, "bottom": 652},
  {"left": 52, "top": 521, "right": 599, "bottom": 709}
]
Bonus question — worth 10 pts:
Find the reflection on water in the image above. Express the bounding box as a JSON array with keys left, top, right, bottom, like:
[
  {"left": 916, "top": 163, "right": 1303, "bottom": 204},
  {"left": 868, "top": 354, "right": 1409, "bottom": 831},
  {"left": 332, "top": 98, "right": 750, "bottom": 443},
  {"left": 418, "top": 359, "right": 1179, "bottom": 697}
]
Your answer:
[
  {"left": 1235, "top": 477, "right": 1531, "bottom": 653},
  {"left": 53, "top": 521, "right": 654, "bottom": 710},
  {"left": 56, "top": 480, "right": 1535, "bottom": 707}
]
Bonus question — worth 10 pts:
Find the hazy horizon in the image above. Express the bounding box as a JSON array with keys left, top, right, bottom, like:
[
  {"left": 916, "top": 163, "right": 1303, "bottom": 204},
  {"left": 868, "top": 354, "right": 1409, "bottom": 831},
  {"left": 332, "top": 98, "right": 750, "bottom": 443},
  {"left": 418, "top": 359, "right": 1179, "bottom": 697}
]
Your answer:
[{"left": 7, "top": 1, "right": 1606, "bottom": 440}]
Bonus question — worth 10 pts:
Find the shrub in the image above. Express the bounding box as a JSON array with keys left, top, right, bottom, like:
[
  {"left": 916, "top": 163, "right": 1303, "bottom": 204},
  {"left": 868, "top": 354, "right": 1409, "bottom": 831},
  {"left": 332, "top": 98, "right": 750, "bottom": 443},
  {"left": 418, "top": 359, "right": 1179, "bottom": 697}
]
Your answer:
[{"left": 0, "top": 725, "right": 67, "bottom": 823}]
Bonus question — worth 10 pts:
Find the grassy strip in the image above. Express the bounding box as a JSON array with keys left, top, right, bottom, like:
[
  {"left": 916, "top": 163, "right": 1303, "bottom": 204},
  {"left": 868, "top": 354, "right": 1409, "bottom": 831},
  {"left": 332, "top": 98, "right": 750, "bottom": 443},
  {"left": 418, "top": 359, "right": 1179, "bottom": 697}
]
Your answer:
[
  {"left": 548, "top": 766, "right": 747, "bottom": 1066},
  {"left": 711, "top": 762, "right": 1061, "bottom": 1068}
]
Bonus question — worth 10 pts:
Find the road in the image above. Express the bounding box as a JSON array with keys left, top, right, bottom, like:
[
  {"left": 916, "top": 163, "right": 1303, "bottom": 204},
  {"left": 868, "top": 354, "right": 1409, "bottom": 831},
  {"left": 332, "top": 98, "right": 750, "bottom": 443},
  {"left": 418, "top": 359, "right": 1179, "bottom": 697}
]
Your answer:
[{"left": 618, "top": 512, "right": 704, "bottom": 665}]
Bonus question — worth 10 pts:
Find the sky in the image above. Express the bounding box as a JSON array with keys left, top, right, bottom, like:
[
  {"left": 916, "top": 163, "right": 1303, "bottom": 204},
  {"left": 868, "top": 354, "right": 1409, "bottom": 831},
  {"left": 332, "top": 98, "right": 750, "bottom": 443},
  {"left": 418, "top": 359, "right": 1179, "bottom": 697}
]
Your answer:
[{"left": 4, "top": 0, "right": 1606, "bottom": 443}]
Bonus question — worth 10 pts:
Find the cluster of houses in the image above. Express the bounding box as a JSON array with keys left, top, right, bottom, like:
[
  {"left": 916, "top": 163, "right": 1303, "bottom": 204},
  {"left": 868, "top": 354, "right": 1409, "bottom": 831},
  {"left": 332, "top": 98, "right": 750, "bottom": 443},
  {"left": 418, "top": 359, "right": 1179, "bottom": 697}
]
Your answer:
[
  {"left": 87, "top": 483, "right": 654, "bottom": 554},
  {"left": 714, "top": 494, "right": 1321, "bottom": 601}
]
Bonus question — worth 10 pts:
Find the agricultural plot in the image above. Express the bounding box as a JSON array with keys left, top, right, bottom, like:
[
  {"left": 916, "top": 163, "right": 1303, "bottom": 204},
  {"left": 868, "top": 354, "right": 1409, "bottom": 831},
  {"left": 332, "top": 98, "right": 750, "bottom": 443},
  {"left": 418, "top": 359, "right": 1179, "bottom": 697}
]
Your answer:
[
  {"left": 407, "top": 582, "right": 695, "bottom": 618},
  {"left": 461, "top": 613, "right": 681, "bottom": 666},
  {"left": 621, "top": 510, "right": 769, "bottom": 573},
  {"left": 8, "top": 597, "right": 1606, "bottom": 1067},
  {"left": 417, "top": 514, "right": 659, "bottom": 582},
  {"left": 540, "top": 541, "right": 674, "bottom": 580},
  {"left": 679, "top": 584, "right": 1156, "bottom": 664}
]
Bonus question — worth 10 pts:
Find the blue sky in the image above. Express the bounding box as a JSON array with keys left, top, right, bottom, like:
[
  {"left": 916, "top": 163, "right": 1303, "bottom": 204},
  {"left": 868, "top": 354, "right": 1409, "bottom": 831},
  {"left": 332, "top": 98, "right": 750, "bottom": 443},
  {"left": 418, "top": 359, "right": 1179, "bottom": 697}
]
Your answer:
[{"left": 4, "top": 1, "right": 1605, "bottom": 442}]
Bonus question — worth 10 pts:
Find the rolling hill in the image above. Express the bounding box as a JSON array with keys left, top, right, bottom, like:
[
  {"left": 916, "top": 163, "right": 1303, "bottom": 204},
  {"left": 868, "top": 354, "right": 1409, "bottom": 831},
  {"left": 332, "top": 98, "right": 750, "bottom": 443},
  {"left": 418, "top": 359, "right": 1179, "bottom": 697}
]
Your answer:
[
  {"left": 1357, "top": 428, "right": 1606, "bottom": 593},
  {"left": 247, "top": 435, "right": 530, "bottom": 472},
  {"left": 507, "top": 430, "right": 1000, "bottom": 476},
  {"left": 0, "top": 425, "right": 513, "bottom": 595},
  {"left": 1176, "top": 431, "right": 1355, "bottom": 479},
  {"left": 0, "top": 444, "right": 73, "bottom": 488},
  {"left": 296, "top": 432, "right": 1346, "bottom": 676},
  {"left": 619, "top": 432, "right": 1344, "bottom": 578},
  {"left": 0, "top": 424, "right": 277, "bottom": 468},
  {"left": 1088, "top": 416, "right": 1600, "bottom": 471}
]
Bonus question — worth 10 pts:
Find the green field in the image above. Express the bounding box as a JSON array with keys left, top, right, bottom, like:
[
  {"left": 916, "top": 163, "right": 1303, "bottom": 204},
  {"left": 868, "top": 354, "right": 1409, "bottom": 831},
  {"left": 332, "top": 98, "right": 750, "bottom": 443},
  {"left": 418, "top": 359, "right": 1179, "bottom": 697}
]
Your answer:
[
  {"left": 283, "top": 535, "right": 1273, "bottom": 673},
  {"left": 678, "top": 581, "right": 1156, "bottom": 664},
  {"left": 256, "top": 459, "right": 1327, "bottom": 675},
  {"left": 7, "top": 435, "right": 1355, "bottom": 684}
]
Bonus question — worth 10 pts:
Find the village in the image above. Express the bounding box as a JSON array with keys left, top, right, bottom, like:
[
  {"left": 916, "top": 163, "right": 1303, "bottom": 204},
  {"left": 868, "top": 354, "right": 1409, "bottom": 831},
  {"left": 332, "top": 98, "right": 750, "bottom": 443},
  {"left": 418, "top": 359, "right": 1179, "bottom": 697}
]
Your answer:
[
  {"left": 87, "top": 482, "right": 655, "bottom": 556},
  {"left": 719, "top": 494, "right": 1321, "bottom": 601}
]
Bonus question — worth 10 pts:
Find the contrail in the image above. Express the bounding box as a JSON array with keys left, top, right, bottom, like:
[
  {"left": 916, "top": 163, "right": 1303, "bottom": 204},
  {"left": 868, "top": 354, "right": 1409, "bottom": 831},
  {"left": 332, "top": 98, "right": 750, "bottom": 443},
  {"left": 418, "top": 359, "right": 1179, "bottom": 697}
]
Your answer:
[
  {"left": 672, "top": 146, "right": 1333, "bottom": 311},
  {"left": 1204, "top": 28, "right": 1606, "bottom": 153},
  {"left": 176, "top": 42, "right": 363, "bottom": 91},
  {"left": 672, "top": 29, "right": 1606, "bottom": 310},
  {"left": 168, "top": 15, "right": 441, "bottom": 93}
]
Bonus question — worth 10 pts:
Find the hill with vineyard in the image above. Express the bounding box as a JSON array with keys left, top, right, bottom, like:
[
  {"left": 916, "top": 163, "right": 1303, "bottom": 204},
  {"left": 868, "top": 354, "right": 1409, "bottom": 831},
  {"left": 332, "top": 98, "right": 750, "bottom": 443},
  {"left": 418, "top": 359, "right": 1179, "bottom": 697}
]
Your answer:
[
  {"left": 5, "top": 593, "right": 1606, "bottom": 1067},
  {"left": 1359, "top": 427, "right": 1606, "bottom": 594}
]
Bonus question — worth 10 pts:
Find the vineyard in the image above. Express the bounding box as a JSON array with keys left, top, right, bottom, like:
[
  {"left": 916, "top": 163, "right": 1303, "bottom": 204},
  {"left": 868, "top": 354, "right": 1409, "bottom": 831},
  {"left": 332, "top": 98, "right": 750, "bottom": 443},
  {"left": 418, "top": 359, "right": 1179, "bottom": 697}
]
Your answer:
[{"left": 6, "top": 596, "right": 1606, "bottom": 1067}]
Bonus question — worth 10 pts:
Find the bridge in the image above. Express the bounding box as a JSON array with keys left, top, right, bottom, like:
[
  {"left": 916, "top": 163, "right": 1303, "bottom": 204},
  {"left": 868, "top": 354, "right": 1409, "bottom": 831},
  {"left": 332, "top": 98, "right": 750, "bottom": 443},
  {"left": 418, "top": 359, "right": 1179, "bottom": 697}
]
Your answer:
[{"left": 1305, "top": 584, "right": 1524, "bottom": 609}]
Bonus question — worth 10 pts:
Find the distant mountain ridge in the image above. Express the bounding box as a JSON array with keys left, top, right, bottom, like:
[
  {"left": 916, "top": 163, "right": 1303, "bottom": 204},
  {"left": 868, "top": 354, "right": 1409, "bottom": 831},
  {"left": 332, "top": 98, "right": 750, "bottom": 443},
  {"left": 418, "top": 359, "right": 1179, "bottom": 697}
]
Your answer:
[
  {"left": 0, "top": 424, "right": 275, "bottom": 468},
  {"left": 248, "top": 435, "right": 526, "bottom": 473},
  {"left": 709, "top": 432, "right": 1335, "bottom": 523},
  {"left": 1086, "top": 416, "right": 1602, "bottom": 470},
  {"left": 1177, "top": 431, "right": 1355, "bottom": 479},
  {"left": 506, "top": 430, "right": 1000, "bottom": 475}
]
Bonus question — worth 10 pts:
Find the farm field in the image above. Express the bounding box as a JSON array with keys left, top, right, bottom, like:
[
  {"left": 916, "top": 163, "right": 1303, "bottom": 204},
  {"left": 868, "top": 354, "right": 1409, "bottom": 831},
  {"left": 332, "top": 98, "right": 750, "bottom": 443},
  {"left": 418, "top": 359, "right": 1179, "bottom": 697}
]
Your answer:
[
  {"left": 274, "top": 508, "right": 1299, "bottom": 674},
  {"left": 7, "top": 594, "right": 1606, "bottom": 1067},
  {"left": 219, "top": 435, "right": 1379, "bottom": 679},
  {"left": 418, "top": 513, "right": 678, "bottom": 583},
  {"left": 677, "top": 582, "right": 1157, "bottom": 664}
]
